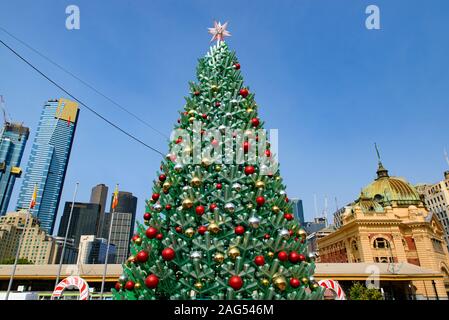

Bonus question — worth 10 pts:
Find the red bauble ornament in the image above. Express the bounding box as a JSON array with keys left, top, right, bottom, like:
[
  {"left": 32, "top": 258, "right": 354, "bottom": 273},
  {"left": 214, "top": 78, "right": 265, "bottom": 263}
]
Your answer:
[
  {"left": 165, "top": 204, "right": 172, "bottom": 211},
  {"left": 125, "top": 280, "right": 135, "bottom": 290},
  {"left": 136, "top": 250, "right": 149, "bottom": 263},
  {"left": 229, "top": 276, "right": 243, "bottom": 290},
  {"left": 285, "top": 197, "right": 289, "bottom": 203},
  {"left": 202, "top": 113, "right": 207, "bottom": 119},
  {"left": 239, "top": 88, "right": 249, "bottom": 98},
  {"left": 176, "top": 137, "right": 182, "bottom": 144},
  {"left": 156, "top": 233, "right": 163, "bottom": 240},
  {"left": 152, "top": 193, "right": 160, "bottom": 201},
  {"left": 177, "top": 119, "right": 180, "bottom": 123},
  {"left": 288, "top": 251, "right": 300, "bottom": 263},
  {"left": 265, "top": 149, "right": 271, "bottom": 157},
  {"left": 254, "top": 255, "right": 265, "bottom": 266},
  {"left": 256, "top": 196, "right": 265, "bottom": 207},
  {"left": 264, "top": 233, "right": 270, "bottom": 240},
  {"left": 195, "top": 205, "right": 205, "bottom": 216},
  {"left": 132, "top": 235, "right": 140, "bottom": 242},
  {"left": 161, "top": 247, "right": 176, "bottom": 261},
  {"left": 289, "top": 230, "right": 294, "bottom": 236},
  {"left": 278, "top": 251, "right": 288, "bottom": 261},
  {"left": 198, "top": 226, "right": 207, "bottom": 235},
  {"left": 159, "top": 174, "right": 166, "bottom": 182},
  {"left": 215, "top": 101, "right": 221, "bottom": 107},
  {"left": 243, "top": 141, "right": 249, "bottom": 153},
  {"left": 145, "top": 274, "right": 159, "bottom": 289},
  {"left": 146, "top": 227, "right": 158, "bottom": 239},
  {"left": 251, "top": 117, "right": 260, "bottom": 127},
  {"left": 210, "top": 203, "right": 218, "bottom": 212},
  {"left": 175, "top": 226, "right": 182, "bottom": 233},
  {"left": 290, "top": 278, "right": 300, "bottom": 288},
  {"left": 216, "top": 183, "right": 222, "bottom": 190},
  {"left": 284, "top": 213, "right": 293, "bottom": 221},
  {"left": 244, "top": 166, "right": 255, "bottom": 175},
  {"left": 115, "top": 282, "right": 121, "bottom": 291},
  {"left": 235, "top": 225, "right": 245, "bottom": 235},
  {"left": 211, "top": 139, "right": 219, "bottom": 147},
  {"left": 143, "top": 212, "right": 151, "bottom": 220},
  {"left": 298, "top": 254, "right": 306, "bottom": 262},
  {"left": 234, "top": 63, "right": 241, "bottom": 70},
  {"left": 194, "top": 91, "right": 200, "bottom": 96}
]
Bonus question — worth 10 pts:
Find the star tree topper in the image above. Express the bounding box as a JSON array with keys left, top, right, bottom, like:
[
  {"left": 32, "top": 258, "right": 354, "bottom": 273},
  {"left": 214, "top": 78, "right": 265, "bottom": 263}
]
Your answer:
[{"left": 208, "top": 21, "right": 231, "bottom": 42}]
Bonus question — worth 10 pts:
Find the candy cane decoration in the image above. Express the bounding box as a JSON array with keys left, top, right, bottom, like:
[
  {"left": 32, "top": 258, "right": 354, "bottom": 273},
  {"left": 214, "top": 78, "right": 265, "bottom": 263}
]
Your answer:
[
  {"left": 318, "top": 279, "right": 346, "bottom": 300},
  {"left": 52, "top": 276, "right": 90, "bottom": 300}
]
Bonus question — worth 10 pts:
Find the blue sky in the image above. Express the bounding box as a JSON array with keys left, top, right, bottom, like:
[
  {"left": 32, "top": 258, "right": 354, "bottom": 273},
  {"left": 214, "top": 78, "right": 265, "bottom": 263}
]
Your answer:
[{"left": 1, "top": 0, "right": 448, "bottom": 234}]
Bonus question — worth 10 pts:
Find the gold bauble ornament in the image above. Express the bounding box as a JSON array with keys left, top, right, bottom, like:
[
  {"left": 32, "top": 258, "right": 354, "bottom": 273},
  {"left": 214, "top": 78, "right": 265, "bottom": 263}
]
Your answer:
[
  {"left": 214, "top": 165, "right": 222, "bottom": 172},
  {"left": 188, "top": 110, "right": 195, "bottom": 116},
  {"left": 267, "top": 251, "right": 274, "bottom": 258},
  {"left": 127, "top": 255, "right": 135, "bottom": 265},
  {"left": 312, "top": 282, "right": 319, "bottom": 289},
  {"left": 194, "top": 281, "right": 203, "bottom": 290},
  {"left": 272, "top": 206, "right": 280, "bottom": 214},
  {"left": 246, "top": 203, "right": 254, "bottom": 210},
  {"left": 162, "top": 181, "right": 171, "bottom": 190},
  {"left": 184, "top": 146, "right": 193, "bottom": 154},
  {"left": 301, "top": 277, "right": 309, "bottom": 284},
  {"left": 134, "top": 282, "right": 141, "bottom": 290},
  {"left": 201, "top": 157, "right": 212, "bottom": 167},
  {"left": 190, "top": 177, "right": 202, "bottom": 188},
  {"left": 189, "top": 116, "right": 195, "bottom": 123},
  {"left": 211, "top": 84, "right": 219, "bottom": 92},
  {"left": 261, "top": 278, "right": 270, "bottom": 286},
  {"left": 255, "top": 180, "right": 265, "bottom": 189},
  {"left": 208, "top": 222, "right": 220, "bottom": 234},
  {"left": 182, "top": 198, "right": 193, "bottom": 209},
  {"left": 214, "top": 252, "right": 225, "bottom": 264},
  {"left": 134, "top": 237, "right": 142, "bottom": 245},
  {"left": 228, "top": 247, "right": 241, "bottom": 260},
  {"left": 275, "top": 176, "right": 281, "bottom": 181},
  {"left": 297, "top": 229, "right": 307, "bottom": 240},
  {"left": 272, "top": 274, "right": 287, "bottom": 291},
  {"left": 185, "top": 227, "right": 195, "bottom": 238}
]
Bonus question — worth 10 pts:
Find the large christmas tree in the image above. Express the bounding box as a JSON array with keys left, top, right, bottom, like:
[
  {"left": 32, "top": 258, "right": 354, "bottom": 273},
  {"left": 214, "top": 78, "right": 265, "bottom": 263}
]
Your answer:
[{"left": 113, "top": 22, "right": 323, "bottom": 300}]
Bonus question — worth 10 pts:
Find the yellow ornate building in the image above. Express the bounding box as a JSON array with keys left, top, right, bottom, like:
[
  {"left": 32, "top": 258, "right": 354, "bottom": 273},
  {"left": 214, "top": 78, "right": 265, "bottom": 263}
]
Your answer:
[{"left": 317, "top": 160, "right": 449, "bottom": 299}]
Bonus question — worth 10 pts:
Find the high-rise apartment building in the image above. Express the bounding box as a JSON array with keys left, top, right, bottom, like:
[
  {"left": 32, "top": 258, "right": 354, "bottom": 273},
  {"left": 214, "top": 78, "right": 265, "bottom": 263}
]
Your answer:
[
  {"left": 0, "top": 122, "right": 29, "bottom": 216},
  {"left": 90, "top": 184, "right": 109, "bottom": 238},
  {"left": 0, "top": 210, "right": 55, "bottom": 264},
  {"left": 103, "top": 191, "right": 137, "bottom": 263},
  {"left": 417, "top": 171, "right": 449, "bottom": 251},
  {"left": 57, "top": 202, "right": 101, "bottom": 247},
  {"left": 77, "top": 235, "right": 115, "bottom": 264},
  {"left": 16, "top": 98, "right": 79, "bottom": 234}
]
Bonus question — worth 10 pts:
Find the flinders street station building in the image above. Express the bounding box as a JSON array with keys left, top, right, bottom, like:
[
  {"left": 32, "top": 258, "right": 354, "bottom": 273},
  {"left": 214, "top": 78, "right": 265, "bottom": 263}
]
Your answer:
[{"left": 317, "top": 160, "right": 449, "bottom": 299}]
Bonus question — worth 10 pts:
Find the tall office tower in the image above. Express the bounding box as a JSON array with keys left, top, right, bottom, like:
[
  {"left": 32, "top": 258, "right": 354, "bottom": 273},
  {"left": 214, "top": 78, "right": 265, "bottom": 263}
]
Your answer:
[
  {"left": 77, "top": 235, "right": 116, "bottom": 264},
  {"left": 104, "top": 191, "right": 137, "bottom": 263},
  {"left": 0, "top": 122, "right": 29, "bottom": 216},
  {"left": 90, "top": 184, "right": 109, "bottom": 237},
  {"left": 57, "top": 202, "right": 101, "bottom": 247},
  {"left": 417, "top": 171, "right": 449, "bottom": 251},
  {"left": 50, "top": 236, "right": 78, "bottom": 264},
  {"left": 291, "top": 198, "right": 305, "bottom": 226},
  {"left": 16, "top": 98, "right": 79, "bottom": 234}
]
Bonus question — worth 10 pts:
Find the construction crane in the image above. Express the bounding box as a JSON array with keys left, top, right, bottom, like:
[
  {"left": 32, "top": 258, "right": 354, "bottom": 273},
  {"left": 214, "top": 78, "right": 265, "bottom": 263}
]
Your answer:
[
  {"left": 444, "top": 148, "right": 449, "bottom": 168},
  {"left": 0, "top": 95, "right": 12, "bottom": 124}
]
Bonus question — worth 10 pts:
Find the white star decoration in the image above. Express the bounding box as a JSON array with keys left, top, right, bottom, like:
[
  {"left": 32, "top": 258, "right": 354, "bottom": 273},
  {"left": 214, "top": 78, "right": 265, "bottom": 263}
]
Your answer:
[{"left": 208, "top": 21, "right": 231, "bottom": 42}]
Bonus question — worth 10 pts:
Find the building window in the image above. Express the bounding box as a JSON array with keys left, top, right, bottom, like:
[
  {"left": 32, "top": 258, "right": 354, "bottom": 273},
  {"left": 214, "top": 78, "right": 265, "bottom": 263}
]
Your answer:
[{"left": 373, "top": 237, "right": 390, "bottom": 249}]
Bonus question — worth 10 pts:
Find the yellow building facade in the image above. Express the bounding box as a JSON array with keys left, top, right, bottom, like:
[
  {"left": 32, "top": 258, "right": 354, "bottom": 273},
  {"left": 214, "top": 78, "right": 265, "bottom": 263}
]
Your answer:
[
  {"left": 317, "top": 161, "right": 449, "bottom": 299},
  {"left": 0, "top": 210, "right": 55, "bottom": 264}
]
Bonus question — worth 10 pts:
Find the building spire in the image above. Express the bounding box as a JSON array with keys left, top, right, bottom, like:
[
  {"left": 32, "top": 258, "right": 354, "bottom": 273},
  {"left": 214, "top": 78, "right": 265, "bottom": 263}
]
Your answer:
[{"left": 374, "top": 143, "right": 389, "bottom": 179}]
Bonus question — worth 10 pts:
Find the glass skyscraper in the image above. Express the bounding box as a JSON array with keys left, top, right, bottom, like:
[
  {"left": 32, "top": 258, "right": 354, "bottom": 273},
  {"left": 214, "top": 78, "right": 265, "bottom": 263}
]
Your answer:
[
  {"left": 0, "top": 122, "right": 29, "bottom": 216},
  {"left": 16, "top": 98, "right": 79, "bottom": 234},
  {"left": 291, "top": 198, "right": 305, "bottom": 227}
]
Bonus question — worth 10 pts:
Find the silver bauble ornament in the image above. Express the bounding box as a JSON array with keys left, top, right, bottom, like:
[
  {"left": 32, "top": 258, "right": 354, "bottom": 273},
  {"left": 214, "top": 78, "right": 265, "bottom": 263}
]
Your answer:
[
  {"left": 232, "top": 183, "right": 242, "bottom": 192},
  {"left": 248, "top": 216, "right": 261, "bottom": 228},
  {"left": 218, "top": 125, "right": 226, "bottom": 134},
  {"left": 174, "top": 163, "right": 183, "bottom": 172},
  {"left": 153, "top": 203, "right": 162, "bottom": 212},
  {"left": 190, "top": 251, "right": 202, "bottom": 260},
  {"left": 279, "top": 229, "right": 290, "bottom": 240},
  {"left": 224, "top": 203, "right": 235, "bottom": 213},
  {"left": 119, "top": 274, "right": 128, "bottom": 284}
]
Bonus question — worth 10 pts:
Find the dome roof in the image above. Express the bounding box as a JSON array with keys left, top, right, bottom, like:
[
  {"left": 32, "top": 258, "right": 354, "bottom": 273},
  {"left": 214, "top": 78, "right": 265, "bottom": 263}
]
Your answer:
[{"left": 361, "top": 162, "right": 421, "bottom": 205}]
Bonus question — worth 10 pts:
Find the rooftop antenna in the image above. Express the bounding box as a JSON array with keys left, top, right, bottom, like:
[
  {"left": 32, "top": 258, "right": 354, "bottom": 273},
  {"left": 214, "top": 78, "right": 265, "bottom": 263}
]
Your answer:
[
  {"left": 444, "top": 148, "right": 449, "bottom": 168},
  {"left": 375, "top": 142, "right": 382, "bottom": 164},
  {"left": 323, "top": 196, "right": 329, "bottom": 227}
]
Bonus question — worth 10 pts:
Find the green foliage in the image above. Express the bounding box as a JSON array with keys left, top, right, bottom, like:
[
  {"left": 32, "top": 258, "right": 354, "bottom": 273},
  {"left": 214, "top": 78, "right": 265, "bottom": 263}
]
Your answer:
[
  {"left": 113, "top": 42, "right": 323, "bottom": 300},
  {"left": 349, "top": 282, "right": 383, "bottom": 300},
  {"left": 0, "top": 257, "right": 34, "bottom": 265}
]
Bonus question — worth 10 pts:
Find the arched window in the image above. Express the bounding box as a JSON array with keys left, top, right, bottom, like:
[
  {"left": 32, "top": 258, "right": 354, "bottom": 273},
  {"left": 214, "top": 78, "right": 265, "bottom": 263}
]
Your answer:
[
  {"left": 351, "top": 240, "right": 358, "bottom": 251},
  {"left": 373, "top": 237, "right": 390, "bottom": 249},
  {"left": 374, "top": 194, "right": 384, "bottom": 202}
]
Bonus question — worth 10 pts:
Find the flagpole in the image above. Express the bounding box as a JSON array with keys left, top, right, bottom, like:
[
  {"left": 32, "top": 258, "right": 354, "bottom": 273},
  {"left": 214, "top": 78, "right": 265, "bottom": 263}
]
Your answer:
[
  {"left": 5, "top": 187, "right": 36, "bottom": 300},
  {"left": 52, "top": 182, "right": 79, "bottom": 299},
  {"left": 100, "top": 207, "right": 115, "bottom": 300}
]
